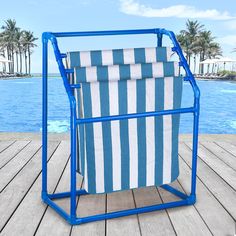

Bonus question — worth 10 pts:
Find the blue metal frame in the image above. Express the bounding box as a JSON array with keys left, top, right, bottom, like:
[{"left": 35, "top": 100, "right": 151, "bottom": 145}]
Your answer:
[{"left": 42, "top": 28, "right": 200, "bottom": 225}]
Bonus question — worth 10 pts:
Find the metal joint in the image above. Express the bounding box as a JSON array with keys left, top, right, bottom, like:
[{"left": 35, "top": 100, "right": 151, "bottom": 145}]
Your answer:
[{"left": 42, "top": 32, "right": 55, "bottom": 43}]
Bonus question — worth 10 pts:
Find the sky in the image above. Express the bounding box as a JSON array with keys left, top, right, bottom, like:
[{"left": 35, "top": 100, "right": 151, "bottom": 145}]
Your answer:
[{"left": 1, "top": 0, "right": 236, "bottom": 73}]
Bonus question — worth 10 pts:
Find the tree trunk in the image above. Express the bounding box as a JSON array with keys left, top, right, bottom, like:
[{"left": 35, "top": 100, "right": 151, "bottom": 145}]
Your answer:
[
  {"left": 19, "top": 50, "right": 22, "bottom": 74},
  {"left": 11, "top": 47, "right": 14, "bottom": 73},
  {"left": 24, "top": 51, "right": 28, "bottom": 74},
  {"left": 193, "top": 55, "right": 196, "bottom": 74},
  {"left": 7, "top": 47, "right": 10, "bottom": 73},
  {"left": 202, "top": 51, "right": 205, "bottom": 74},
  {"left": 28, "top": 46, "right": 31, "bottom": 75},
  {"left": 3, "top": 50, "right": 6, "bottom": 72},
  {"left": 16, "top": 52, "right": 19, "bottom": 73}
]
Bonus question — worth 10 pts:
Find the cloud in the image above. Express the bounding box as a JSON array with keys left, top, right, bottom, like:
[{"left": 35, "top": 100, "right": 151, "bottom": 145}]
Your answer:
[
  {"left": 119, "top": 0, "right": 235, "bottom": 20},
  {"left": 217, "top": 35, "right": 236, "bottom": 47}
]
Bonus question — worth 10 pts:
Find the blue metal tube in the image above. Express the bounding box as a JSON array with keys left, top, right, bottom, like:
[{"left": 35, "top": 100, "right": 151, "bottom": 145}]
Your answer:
[
  {"left": 77, "top": 199, "right": 189, "bottom": 224},
  {"left": 52, "top": 28, "right": 158, "bottom": 38},
  {"left": 70, "top": 107, "right": 77, "bottom": 219},
  {"left": 48, "top": 189, "right": 88, "bottom": 200},
  {"left": 46, "top": 33, "right": 78, "bottom": 220},
  {"left": 70, "top": 84, "right": 81, "bottom": 89},
  {"left": 77, "top": 107, "right": 195, "bottom": 124},
  {"left": 42, "top": 35, "right": 48, "bottom": 195},
  {"left": 190, "top": 103, "right": 200, "bottom": 197}
]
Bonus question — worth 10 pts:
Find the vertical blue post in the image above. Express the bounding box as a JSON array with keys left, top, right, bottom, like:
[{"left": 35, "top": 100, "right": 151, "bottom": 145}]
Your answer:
[
  {"left": 42, "top": 33, "right": 48, "bottom": 197},
  {"left": 190, "top": 94, "right": 200, "bottom": 199},
  {"left": 50, "top": 34, "right": 78, "bottom": 220},
  {"left": 70, "top": 102, "right": 77, "bottom": 221}
]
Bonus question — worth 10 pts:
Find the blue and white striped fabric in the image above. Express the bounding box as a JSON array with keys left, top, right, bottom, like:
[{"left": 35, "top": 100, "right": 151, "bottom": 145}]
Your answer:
[
  {"left": 67, "top": 47, "right": 173, "bottom": 68},
  {"left": 67, "top": 46, "right": 183, "bottom": 194},
  {"left": 74, "top": 62, "right": 179, "bottom": 83}
]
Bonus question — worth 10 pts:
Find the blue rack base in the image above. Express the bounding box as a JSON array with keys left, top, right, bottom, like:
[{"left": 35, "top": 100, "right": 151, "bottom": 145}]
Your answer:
[{"left": 42, "top": 184, "right": 196, "bottom": 225}]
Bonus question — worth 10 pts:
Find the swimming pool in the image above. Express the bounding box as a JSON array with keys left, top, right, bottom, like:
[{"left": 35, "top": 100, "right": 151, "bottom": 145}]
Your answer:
[{"left": 0, "top": 77, "right": 235, "bottom": 133}]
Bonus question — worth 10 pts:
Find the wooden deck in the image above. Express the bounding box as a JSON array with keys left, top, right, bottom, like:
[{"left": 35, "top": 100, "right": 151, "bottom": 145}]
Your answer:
[{"left": 0, "top": 133, "right": 236, "bottom": 236}]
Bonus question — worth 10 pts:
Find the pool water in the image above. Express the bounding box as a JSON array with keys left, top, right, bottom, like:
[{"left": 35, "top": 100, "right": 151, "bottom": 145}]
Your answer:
[{"left": 0, "top": 77, "right": 235, "bottom": 133}]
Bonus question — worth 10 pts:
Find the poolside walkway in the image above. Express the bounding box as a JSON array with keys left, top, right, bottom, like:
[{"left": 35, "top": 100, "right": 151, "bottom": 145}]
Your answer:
[{"left": 0, "top": 133, "right": 235, "bottom": 236}]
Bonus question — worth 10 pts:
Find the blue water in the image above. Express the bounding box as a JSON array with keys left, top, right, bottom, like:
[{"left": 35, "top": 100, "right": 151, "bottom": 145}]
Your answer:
[{"left": 0, "top": 77, "right": 235, "bottom": 133}]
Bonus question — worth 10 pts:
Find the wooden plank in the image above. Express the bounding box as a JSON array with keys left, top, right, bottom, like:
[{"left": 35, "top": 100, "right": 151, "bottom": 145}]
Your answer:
[
  {"left": 0, "top": 141, "right": 59, "bottom": 231},
  {"left": 0, "top": 141, "right": 70, "bottom": 236},
  {"left": 0, "top": 141, "right": 41, "bottom": 191},
  {"left": 0, "top": 140, "right": 30, "bottom": 168},
  {"left": 185, "top": 142, "right": 236, "bottom": 190},
  {"left": 158, "top": 182, "right": 212, "bottom": 236},
  {"left": 0, "top": 132, "right": 70, "bottom": 141},
  {"left": 178, "top": 156, "right": 235, "bottom": 235},
  {"left": 179, "top": 143, "right": 236, "bottom": 220},
  {"left": 201, "top": 141, "right": 236, "bottom": 171},
  {"left": 106, "top": 190, "right": 141, "bottom": 236},
  {"left": 133, "top": 187, "right": 176, "bottom": 236},
  {"left": 35, "top": 160, "right": 83, "bottom": 236},
  {"left": 0, "top": 140, "right": 15, "bottom": 153},
  {"left": 180, "top": 134, "right": 236, "bottom": 143},
  {"left": 71, "top": 192, "right": 106, "bottom": 236},
  {"left": 215, "top": 141, "right": 236, "bottom": 157}
]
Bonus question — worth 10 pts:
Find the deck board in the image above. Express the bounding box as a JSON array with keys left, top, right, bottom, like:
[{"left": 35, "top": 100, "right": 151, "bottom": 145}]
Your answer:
[
  {"left": 0, "top": 141, "right": 41, "bottom": 191},
  {"left": 0, "top": 140, "right": 30, "bottom": 168},
  {"left": 179, "top": 143, "right": 236, "bottom": 220},
  {"left": 106, "top": 190, "right": 141, "bottom": 236},
  {"left": 186, "top": 142, "right": 236, "bottom": 190},
  {"left": 35, "top": 158, "right": 83, "bottom": 236},
  {"left": 0, "top": 134, "right": 235, "bottom": 236},
  {"left": 201, "top": 141, "right": 236, "bottom": 171},
  {"left": 0, "top": 141, "right": 59, "bottom": 231},
  {"left": 178, "top": 157, "right": 235, "bottom": 235},
  {"left": 158, "top": 182, "right": 212, "bottom": 236},
  {"left": 0, "top": 141, "right": 70, "bottom": 236},
  {"left": 0, "top": 140, "right": 15, "bottom": 153},
  {"left": 133, "top": 187, "right": 176, "bottom": 236}
]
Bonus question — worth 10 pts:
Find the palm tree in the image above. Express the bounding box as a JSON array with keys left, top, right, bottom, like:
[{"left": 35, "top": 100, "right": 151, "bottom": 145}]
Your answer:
[
  {"left": 178, "top": 20, "right": 222, "bottom": 74},
  {"left": 0, "top": 19, "right": 38, "bottom": 75},
  {"left": 177, "top": 20, "right": 204, "bottom": 66},
  {"left": 195, "top": 31, "right": 216, "bottom": 74},
  {"left": 21, "top": 31, "right": 38, "bottom": 75},
  {"left": 206, "top": 42, "right": 222, "bottom": 73},
  {"left": 1, "top": 19, "right": 19, "bottom": 73}
]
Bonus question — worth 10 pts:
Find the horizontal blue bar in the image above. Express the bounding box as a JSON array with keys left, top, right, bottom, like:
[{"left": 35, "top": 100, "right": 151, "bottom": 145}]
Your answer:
[
  {"left": 60, "top": 53, "right": 67, "bottom": 58},
  {"left": 70, "top": 84, "right": 81, "bottom": 89},
  {"left": 48, "top": 190, "right": 88, "bottom": 200},
  {"left": 77, "top": 198, "right": 189, "bottom": 224},
  {"left": 77, "top": 107, "right": 195, "bottom": 124},
  {"left": 65, "top": 69, "right": 74, "bottom": 73},
  {"left": 52, "top": 28, "right": 160, "bottom": 38}
]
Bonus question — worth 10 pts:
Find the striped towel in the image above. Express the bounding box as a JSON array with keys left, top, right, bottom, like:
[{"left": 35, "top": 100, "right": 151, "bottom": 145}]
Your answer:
[{"left": 67, "top": 46, "right": 183, "bottom": 194}]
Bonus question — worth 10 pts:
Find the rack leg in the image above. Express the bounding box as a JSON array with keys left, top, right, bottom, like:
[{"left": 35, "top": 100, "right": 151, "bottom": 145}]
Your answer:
[
  {"left": 70, "top": 110, "right": 77, "bottom": 221},
  {"left": 191, "top": 109, "right": 200, "bottom": 198},
  {"left": 42, "top": 37, "right": 48, "bottom": 196}
]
